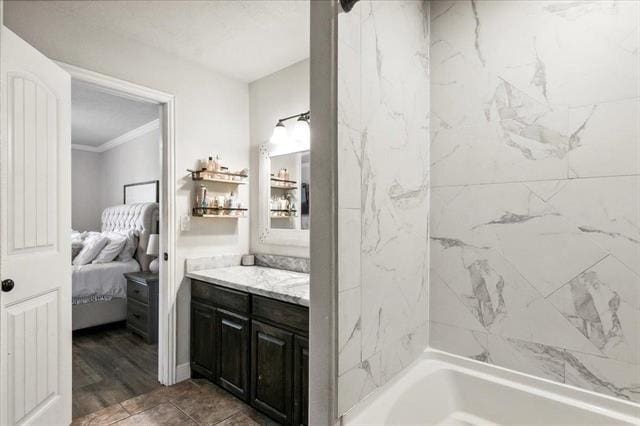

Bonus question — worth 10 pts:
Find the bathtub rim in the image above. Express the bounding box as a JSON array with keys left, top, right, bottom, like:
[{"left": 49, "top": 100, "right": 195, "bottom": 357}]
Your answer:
[{"left": 341, "top": 348, "right": 640, "bottom": 425}]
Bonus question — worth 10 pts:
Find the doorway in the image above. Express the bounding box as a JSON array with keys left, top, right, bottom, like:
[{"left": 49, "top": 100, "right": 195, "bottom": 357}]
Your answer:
[{"left": 61, "top": 62, "right": 177, "bottom": 419}]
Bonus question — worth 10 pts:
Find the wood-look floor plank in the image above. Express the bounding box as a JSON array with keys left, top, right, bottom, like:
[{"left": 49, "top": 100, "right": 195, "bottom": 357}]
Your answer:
[{"left": 72, "top": 324, "right": 161, "bottom": 419}]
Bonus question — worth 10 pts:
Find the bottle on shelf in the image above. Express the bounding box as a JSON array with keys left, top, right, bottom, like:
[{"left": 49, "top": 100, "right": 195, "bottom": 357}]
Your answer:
[{"left": 198, "top": 185, "right": 207, "bottom": 208}]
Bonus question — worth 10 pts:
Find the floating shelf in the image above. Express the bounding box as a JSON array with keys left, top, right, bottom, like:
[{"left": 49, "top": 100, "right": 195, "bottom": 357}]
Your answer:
[
  {"left": 270, "top": 176, "right": 297, "bottom": 184},
  {"left": 270, "top": 209, "right": 298, "bottom": 218},
  {"left": 188, "top": 169, "right": 248, "bottom": 184},
  {"left": 271, "top": 183, "right": 298, "bottom": 190},
  {"left": 192, "top": 207, "right": 248, "bottom": 218}
]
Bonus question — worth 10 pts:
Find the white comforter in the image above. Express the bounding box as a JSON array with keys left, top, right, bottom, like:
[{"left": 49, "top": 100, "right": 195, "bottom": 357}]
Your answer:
[{"left": 72, "top": 259, "right": 140, "bottom": 305}]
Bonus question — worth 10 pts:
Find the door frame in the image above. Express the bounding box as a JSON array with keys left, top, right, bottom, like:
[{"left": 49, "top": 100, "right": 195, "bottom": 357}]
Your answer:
[{"left": 56, "top": 61, "right": 178, "bottom": 386}]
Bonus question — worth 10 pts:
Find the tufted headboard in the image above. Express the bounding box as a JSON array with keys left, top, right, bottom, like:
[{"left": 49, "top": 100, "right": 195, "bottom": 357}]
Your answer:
[{"left": 101, "top": 202, "right": 159, "bottom": 272}]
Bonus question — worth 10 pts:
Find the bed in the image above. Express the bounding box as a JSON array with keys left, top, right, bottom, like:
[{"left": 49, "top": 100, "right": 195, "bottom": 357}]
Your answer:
[{"left": 72, "top": 202, "right": 159, "bottom": 330}]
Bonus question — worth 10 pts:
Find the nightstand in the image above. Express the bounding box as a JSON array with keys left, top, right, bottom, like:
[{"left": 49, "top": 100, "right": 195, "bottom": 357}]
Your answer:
[{"left": 124, "top": 271, "right": 159, "bottom": 344}]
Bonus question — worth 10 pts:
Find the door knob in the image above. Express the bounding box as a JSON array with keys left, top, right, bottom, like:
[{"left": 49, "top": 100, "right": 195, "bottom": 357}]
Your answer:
[{"left": 2, "top": 279, "right": 14, "bottom": 292}]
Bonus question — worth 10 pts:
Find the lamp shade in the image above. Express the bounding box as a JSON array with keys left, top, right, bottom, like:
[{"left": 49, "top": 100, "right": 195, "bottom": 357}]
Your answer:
[
  {"left": 270, "top": 121, "right": 288, "bottom": 145},
  {"left": 293, "top": 117, "right": 310, "bottom": 150},
  {"left": 146, "top": 234, "right": 159, "bottom": 256}
]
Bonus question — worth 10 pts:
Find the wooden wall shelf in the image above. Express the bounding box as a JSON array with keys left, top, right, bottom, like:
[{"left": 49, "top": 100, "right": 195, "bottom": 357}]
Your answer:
[
  {"left": 188, "top": 169, "right": 248, "bottom": 185},
  {"left": 192, "top": 207, "right": 248, "bottom": 218}
]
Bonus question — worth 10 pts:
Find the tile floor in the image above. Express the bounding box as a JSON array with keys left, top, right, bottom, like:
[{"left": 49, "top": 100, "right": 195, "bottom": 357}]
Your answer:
[{"left": 71, "top": 379, "right": 278, "bottom": 425}]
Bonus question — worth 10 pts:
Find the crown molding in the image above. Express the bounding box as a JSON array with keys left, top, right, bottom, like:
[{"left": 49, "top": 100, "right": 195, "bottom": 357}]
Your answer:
[
  {"left": 72, "top": 118, "right": 160, "bottom": 153},
  {"left": 71, "top": 143, "right": 100, "bottom": 152}
]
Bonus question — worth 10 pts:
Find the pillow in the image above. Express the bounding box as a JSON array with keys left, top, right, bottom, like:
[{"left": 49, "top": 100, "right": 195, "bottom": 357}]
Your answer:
[
  {"left": 71, "top": 241, "right": 84, "bottom": 261},
  {"left": 72, "top": 234, "right": 109, "bottom": 266},
  {"left": 106, "top": 230, "right": 139, "bottom": 262},
  {"left": 71, "top": 230, "right": 87, "bottom": 243},
  {"left": 92, "top": 233, "right": 127, "bottom": 264}
]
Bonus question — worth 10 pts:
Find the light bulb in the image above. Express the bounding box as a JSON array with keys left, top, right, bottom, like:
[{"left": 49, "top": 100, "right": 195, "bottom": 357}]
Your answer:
[
  {"left": 270, "top": 122, "right": 288, "bottom": 145},
  {"left": 293, "top": 117, "right": 310, "bottom": 148}
]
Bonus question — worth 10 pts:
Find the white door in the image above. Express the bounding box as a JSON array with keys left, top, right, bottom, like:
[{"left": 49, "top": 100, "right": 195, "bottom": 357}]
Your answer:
[{"left": 0, "top": 27, "right": 72, "bottom": 425}]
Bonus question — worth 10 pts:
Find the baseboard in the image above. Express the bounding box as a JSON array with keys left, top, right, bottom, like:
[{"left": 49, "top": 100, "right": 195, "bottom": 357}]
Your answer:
[{"left": 176, "top": 362, "right": 191, "bottom": 382}]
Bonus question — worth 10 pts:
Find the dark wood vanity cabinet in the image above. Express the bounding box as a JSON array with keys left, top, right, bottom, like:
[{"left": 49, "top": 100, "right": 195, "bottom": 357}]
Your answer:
[
  {"left": 190, "top": 300, "right": 216, "bottom": 378},
  {"left": 293, "top": 336, "right": 309, "bottom": 426},
  {"left": 190, "top": 280, "right": 308, "bottom": 425},
  {"left": 251, "top": 320, "right": 294, "bottom": 423},
  {"left": 216, "top": 309, "right": 250, "bottom": 401}
]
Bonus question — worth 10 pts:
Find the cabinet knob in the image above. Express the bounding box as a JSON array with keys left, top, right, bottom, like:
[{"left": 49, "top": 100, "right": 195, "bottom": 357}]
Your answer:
[{"left": 1, "top": 279, "right": 14, "bottom": 292}]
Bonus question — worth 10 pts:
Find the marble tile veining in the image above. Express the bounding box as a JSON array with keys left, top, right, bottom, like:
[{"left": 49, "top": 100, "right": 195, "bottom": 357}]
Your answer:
[
  {"left": 337, "top": 0, "right": 430, "bottom": 415},
  {"left": 254, "top": 254, "right": 310, "bottom": 274},
  {"left": 185, "top": 255, "right": 242, "bottom": 273},
  {"left": 430, "top": 0, "right": 640, "bottom": 406},
  {"left": 187, "top": 266, "right": 309, "bottom": 307}
]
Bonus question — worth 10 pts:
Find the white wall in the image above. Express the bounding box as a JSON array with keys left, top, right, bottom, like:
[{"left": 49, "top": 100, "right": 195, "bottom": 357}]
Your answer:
[
  {"left": 4, "top": 2, "right": 251, "bottom": 366},
  {"left": 249, "top": 58, "right": 310, "bottom": 257},
  {"left": 71, "top": 150, "right": 102, "bottom": 231},
  {"left": 71, "top": 127, "right": 162, "bottom": 232},
  {"left": 100, "top": 127, "right": 161, "bottom": 208}
]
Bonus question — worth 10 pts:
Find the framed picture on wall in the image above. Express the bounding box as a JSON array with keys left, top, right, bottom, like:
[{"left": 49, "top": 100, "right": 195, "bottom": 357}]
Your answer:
[{"left": 123, "top": 180, "right": 159, "bottom": 205}]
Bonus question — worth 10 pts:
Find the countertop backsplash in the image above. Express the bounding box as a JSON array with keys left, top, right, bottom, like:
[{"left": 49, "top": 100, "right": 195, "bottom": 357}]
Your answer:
[{"left": 186, "top": 253, "right": 309, "bottom": 274}]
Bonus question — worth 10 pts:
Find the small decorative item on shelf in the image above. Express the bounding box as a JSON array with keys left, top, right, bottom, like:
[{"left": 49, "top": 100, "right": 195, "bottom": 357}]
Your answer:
[
  {"left": 189, "top": 156, "right": 248, "bottom": 219},
  {"left": 270, "top": 174, "right": 298, "bottom": 189}
]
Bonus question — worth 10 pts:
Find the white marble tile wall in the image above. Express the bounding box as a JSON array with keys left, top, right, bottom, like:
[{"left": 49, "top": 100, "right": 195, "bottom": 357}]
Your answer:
[
  {"left": 337, "top": 0, "right": 430, "bottom": 415},
  {"left": 429, "top": 0, "right": 640, "bottom": 403}
]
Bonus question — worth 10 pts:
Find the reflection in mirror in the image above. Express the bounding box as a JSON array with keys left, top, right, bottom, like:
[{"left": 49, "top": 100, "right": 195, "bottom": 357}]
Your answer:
[{"left": 270, "top": 150, "right": 310, "bottom": 230}]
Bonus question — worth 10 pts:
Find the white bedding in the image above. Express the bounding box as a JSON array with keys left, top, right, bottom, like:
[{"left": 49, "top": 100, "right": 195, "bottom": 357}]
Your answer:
[{"left": 72, "top": 259, "right": 140, "bottom": 305}]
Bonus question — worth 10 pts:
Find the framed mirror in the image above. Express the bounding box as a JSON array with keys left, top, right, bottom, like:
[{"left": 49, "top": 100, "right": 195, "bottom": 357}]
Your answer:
[{"left": 258, "top": 143, "right": 310, "bottom": 246}]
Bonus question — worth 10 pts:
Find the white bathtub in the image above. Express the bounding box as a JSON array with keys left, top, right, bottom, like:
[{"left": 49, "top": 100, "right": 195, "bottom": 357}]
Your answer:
[{"left": 343, "top": 350, "right": 640, "bottom": 425}]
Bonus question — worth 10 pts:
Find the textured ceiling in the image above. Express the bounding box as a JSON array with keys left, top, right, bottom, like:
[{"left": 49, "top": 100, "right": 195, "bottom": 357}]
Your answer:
[
  {"left": 6, "top": 0, "right": 310, "bottom": 83},
  {"left": 72, "top": 81, "right": 159, "bottom": 147}
]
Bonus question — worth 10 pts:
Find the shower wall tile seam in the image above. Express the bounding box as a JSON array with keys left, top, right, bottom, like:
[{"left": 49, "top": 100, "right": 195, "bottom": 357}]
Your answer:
[
  {"left": 430, "top": 173, "right": 640, "bottom": 190},
  {"left": 428, "top": 320, "right": 640, "bottom": 367}
]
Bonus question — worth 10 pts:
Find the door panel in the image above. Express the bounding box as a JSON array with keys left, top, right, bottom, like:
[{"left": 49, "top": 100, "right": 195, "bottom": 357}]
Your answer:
[
  {"left": 216, "top": 309, "right": 249, "bottom": 401},
  {"left": 8, "top": 74, "right": 58, "bottom": 253},
  {"left": 1, "top": 27, "right": 71, "bottom": 426},
  {"left": 293, "top": 336, "right": 309, "bottom": 426},
  {"left": 6, "top": 292, "right": 59, "bottom": 424},
  {"left": 251, "top": 320, "right": 293, "bottom": 424},
  {"left": 190, "top": 301, "right": 216, "bottom": 379}
]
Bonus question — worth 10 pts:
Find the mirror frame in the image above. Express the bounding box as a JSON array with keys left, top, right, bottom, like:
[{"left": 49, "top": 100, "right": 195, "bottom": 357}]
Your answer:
[{"left": 258, "top": 142, "right": 310, "bottom": 247}]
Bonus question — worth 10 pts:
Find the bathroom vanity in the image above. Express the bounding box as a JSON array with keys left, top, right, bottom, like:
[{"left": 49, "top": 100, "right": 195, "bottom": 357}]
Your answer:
[{"left": 186, "top": 266, "right": 309, "bottom": 426}]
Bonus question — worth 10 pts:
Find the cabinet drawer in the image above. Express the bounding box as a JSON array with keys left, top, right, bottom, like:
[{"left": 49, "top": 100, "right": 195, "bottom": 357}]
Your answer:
[
  {"left": 127, "top": 280, "right": 149, "bottom": 304},
  {"left": 127, "top": 299, "right": 149, "bottom": 333},
  {"left": 192, "top": 280, "right": 250, "bottom": 314},
  {"left": 252, "top": 296, "right": 308, "bottom": 336}
]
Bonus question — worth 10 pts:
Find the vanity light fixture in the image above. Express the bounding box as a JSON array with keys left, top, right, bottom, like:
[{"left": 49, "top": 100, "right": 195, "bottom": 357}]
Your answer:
[
  {"left": 270, "top": 121, "right": 288, "bottom": 145},
  {"left": 293, "top": 113, "right": 310, "bottom": 147},
  {"left": 270, "top": 110, "right": 311, "bottom": 147}
]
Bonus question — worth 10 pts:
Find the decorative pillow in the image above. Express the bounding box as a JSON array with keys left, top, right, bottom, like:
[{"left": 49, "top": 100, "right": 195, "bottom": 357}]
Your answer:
[
  {"left": 92, "top": 233, "right": 127, "bottom": 264},
  {"left": 71, "top": 241, "right": 84, "bottom": 261},
  {"left": 106, "top": 230, "right": 139, "bottom": 262},
  {"left": 72, "top": 234, "right": 109, "bottom": 266}
]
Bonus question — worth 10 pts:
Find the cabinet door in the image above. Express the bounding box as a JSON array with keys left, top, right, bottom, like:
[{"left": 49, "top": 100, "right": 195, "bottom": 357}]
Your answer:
[
  {"left": 190, "top": 301, "right": 216, "bottom": 379},
  {"left": 216, "top": 309, "right": 250, "bottom": 401},
  {"left": 251, "top": 320, "right": 293, "bottom": 424},
  {"left": 293, "top": 336, "right": 309, "bottom": 426}
]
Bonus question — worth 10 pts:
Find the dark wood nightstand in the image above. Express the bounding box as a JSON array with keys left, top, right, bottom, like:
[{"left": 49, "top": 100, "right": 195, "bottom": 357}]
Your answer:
[{"left": 124, "top": 271, "right": 159, "bottom": 344}]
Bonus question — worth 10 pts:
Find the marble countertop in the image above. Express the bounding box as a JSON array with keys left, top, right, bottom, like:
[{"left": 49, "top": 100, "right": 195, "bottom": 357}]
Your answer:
[{"left": 186, "top": 266, "right": 309, "bottom": 307}]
